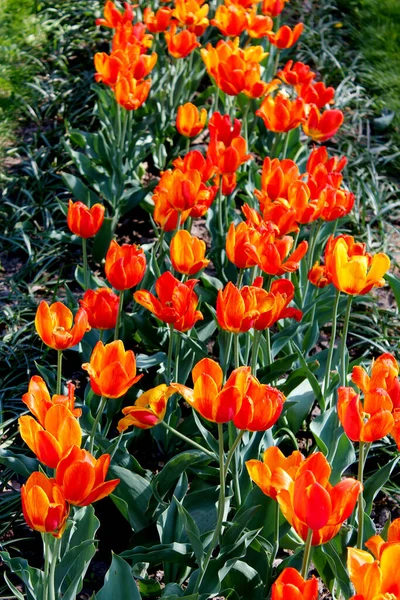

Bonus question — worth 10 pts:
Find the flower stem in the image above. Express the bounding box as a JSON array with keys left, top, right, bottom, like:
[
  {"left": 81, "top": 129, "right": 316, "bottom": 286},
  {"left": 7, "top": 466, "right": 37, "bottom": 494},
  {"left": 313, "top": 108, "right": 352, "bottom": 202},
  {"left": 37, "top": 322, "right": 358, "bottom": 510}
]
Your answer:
[
  {"left": 225, "top": 429, "right": 244, "bottom": 475},
  {"left": 281, "top": 133, "right": 289, "bottom": 160},
  {"left": 109, "top": 431, "right": 123, "bottom": 461},
  {"left": 160, "top": 421, "right": 216, "bottom": 459},
  {"left": 223, "top": 331, "right": 234, "bottom": 380},
  {"left": 272, "top": 501, "right": 280, "bottom": 565},
  {"left": 357, "top": 441, "right": 366, "bottom": 549},
  {"left": 340, "top": 295, "right": 353, "bottom": 387},
  {"left": 193, "top": 423, "right": 226, "bottom": 593},
  {"left": 323, "top": 289, "right": 341, "bottom": 400},
  {"left": 166, "top": 324, "right": 175, "bottom": 383},
  {"left": 82, "top": 237, "right": 89, "bottom": 291},
  {"left": 48, "top": 537, "right": 60, "bottom": 600},
  {"left": 174, "top": 333, "right": 182, "bottom": 382},
  {"left": 114, "top": 291, "right": 124, "bottom": 341},
  {"left": 251, "top": 329, "right": 261, "bottom": 375},
  {"left": 56, "top": 350, "right": 63, "bottom": 395},
  {"left": 42, "top": 534, "right": 50, "bottom": 600},
  {"left": 300, "top": 528, "right": 313, "bottom": 578},
  {"left": 234, "top": 333, "right": 240, "bottom": 369},
  {"left": 89, "top": 395, "right": 107, "bottom": 455},
  {"left": 217, "top": 178, "right": 224, "bottom": 238}
]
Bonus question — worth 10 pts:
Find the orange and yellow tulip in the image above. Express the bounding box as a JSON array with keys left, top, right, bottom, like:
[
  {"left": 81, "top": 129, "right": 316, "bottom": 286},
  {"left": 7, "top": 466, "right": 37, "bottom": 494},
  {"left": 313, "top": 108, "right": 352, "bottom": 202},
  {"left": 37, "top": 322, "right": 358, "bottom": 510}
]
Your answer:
[
  {"left": 352, "top": 353, "right": 400, "bottom": 409},
  {"left": 318, "top": 186, "right": 354, "bottom": 221},
  {"left": 165, "top": 24, "right": 200, "bottom": 58},
  {"left": 82, "top": 340, "right": 142, "bottom": 398},
  {"left": 272, "top": 451, "right": 362, "bottom": 545},
  {"left": 96, "top": 1, "right": 134, "bottom": 28},
  {"left": 365, "top": 518, "right": 400, "bottom": 560},
  {"left": 207, "top": 112, "right": 251, "bottom": 173},
  {"left": 338, "top": 386, "right": 394, "bottom": 443},
  {"left": 302, "top": 105, "right": 344, "bottom": 142},
  {"left": 117, "top": 384, "right": 174, "bottom": 431},
  {"left": 176, "top": 102, "right": 207, "bottom": 137},
  {"left": 226, "top": 221, "right": 259, "bottom": 269},
  {"left": 254, "top": 157, "right": 300, "bottom": 210},
  {"left": 112, "top": 21, "right": 153, "bottom": 54},
  {"left": 256, "top": 94, "right": 304, "bottom": 133},
  {"left": 171, "top": 358, "right": 250, "bottom": 423},
  {"left": 114, "top": 75, "right": 152, "bottom": 110},
  {"left": 211, "top": 4, "right": 248, "bottom": 37},
  {"left": 80, "top": 287, "right": 120, "bottom": 330},
  {"left": 35, "top": 301, "right": 89, "bottom": 351},
  {"left": 347, "top": 544, "right": 400, "bottom": 600},
  {"left": 170, "top": 230, "right": 210, "bottom": 275},
  {"left": 267, "top": 22, "right": 303, "bottom": 48},
  {"left": 67, "top": 200, "right": 105, "bottom": 238},
  {"left": 19, "top": 404, "right": 82, "bottom": 469},
  {"left": 22, "top": 375, "right": 81, "bottom": 427},
  {"left": 271, "top": 568, "right": 319, "bottom": 600},
  {"left": 172, "top": 0, "right": 209, "bottom": 35},
  {"left": 134, "top": 271, "right": 203, "bottom": 332},
  {"left": 277, "top": 60, "right": 316, "bottom": 86},
  {"left": 21, "top": 472, "right": 69, "bottom": 538},
  {"left": 143, "top": 6, "right": 172, "bottom": 33},
  {"left": 105, "top": 239, "right": 146, "bottom": 291},
  {"left": 243, "top": 201, "right": 299, "bottom": 237},
  {"left": 56, "top": 445, "right": 120, "bottom": 506},
  {"left": 246, "top": 446, "right": 305, "bottom": 500},
  {"left": 246, "top": 10, "right": 273, "bottom": 38}
]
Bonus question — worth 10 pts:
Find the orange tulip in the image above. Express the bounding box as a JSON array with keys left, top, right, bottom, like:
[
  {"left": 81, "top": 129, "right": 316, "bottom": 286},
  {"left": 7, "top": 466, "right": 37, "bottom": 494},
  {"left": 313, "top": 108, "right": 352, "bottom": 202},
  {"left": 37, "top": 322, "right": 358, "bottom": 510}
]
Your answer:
[
  {"left": 95, "top": 48, "right": 157, "bottom": 86},
  {"left": 22, "top": 375, "right": 81, "bottom": 427},
  {"left": 207, "top": 112, "right": 251, "bottom": 173},
  {"left": 226, "top": 221, "right": 259, "bottom": 269},
  {"left": 176, "top": 102, "right": 207, "bottom": 137},
  {"left": 56, "top": 445, "right": 120, "bottom": 506},
  {"left": 96, "top": 1, "right": 134, "bottom": 28},
  {"left": 112, "top": 21, "right": 153, "bottom": 54},
  {"left": 246, "top": 10, "right": 273, "bottom": 38},
  {"left": 365, "top": 517, "right": 400, "bottom": 560},
  {"left": 170, "top": 230, "right": 210, "bottom": 275},
  {"left": 117, "top": 384, "right": 174, "bottom": 431},
  {"left": 19, "top": 404, "right": 82, "bottom": 469},
  {"left": 171, "top": 358, "right": 250, "bottom": 423},
  {"left": 277, "top": 60, "right": 316, "bottom": 86},
  {"left": 303, "top": 105, "right": 344, "bottom": 142},
  {"left": 67, "top": 200, "right": 105, "bottom": 238},
  {"left": 114, "top": 75, "right": 152, "bottom": 110},
  {"left": 165, "top": 23, "right": 200, "bottom": 58},
  {"left": 82, "top": 340, "right": 142, "bottom": 398},
  {"left": 352, "top": 353, "right": 400, "bottom": 409},
  {"left": 347, "top": 544, "right": 400, "bottom": 600},
  {"left": 233, "top": 375, "right": 285, "bottom": 431},
  {"left": 299, "top": 81, "right": 335, "bottom": 109},
  {"left": 338, "top": 386, "right": 394, "bottom": 443},
  {"left": 211, "top": 4, "right": 248, "bottom": 37},
  {"left": 253, "top": 278, "right": 302, "bottom": 329},
  {"left": 246, "top": 446, "right": 305, "bottom": 500},
  {"left": 21, "top": 472, "right": 69, "bottom": 538},
  {"left": 306, "top": 145, "right": 347, "bottom": 178},
  {"left": 256, "top": 94, "right": 304, "bottom": 133},
  {"left": 318, "top": 186, "right": 354, "bottom": 221},
  {"left": 173, "top": 150, "right": 216, "bottom": 183},
  {"left": 105, "top": 239, "right": 146, "bottom": 291},
  {"left": 201, "top": 38, "right": 269, "bottom": 97},
  {"left": 172, "top": 0, "right": 209, "bottom": 35},
  {"left": 261, "top": 0, "right": 289, "bottom": 16},
  {"left": 214, "top": 172, "right": 237, "bottom": 195},
  {"left": 271, "top": 568, "right": 319, "bottom": 600},
  {"left": 243, "top": 201, "right": 299, "bottom": 237},
  {"left": 143, "top": 6, "right": 172, "bottom": 33},
  {"left": 267, "top": 22, "right": 303, "bottom": 48},
  {"left": 254, "top": 157, "right": 301, "bottom": 210},
  {"left": 35, "top": 301, "right": 89, "bottom": 351},
  {"left": 134, "top": 271, "right": 203, "bottom": 332},
  {"left": 79, "top": 287, "right": 120, "bottom": 330},
  {"left": 272, "top": 452, "right": 362, "bottom": 545}
]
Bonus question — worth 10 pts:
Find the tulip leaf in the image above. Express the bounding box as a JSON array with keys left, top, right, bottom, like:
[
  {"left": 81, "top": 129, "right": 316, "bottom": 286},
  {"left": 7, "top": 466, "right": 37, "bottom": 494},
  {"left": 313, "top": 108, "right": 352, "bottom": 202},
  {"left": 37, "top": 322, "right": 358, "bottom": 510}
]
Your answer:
[
  {"left": 121, "top": 542, "right": 195, "bottom": 567},
  {"left": 96, "top": 553, "right": 142, "bottom": 600},
  {"left": 258, "top": 353, "right": 297, "bottom": 385},
  {"left": 363, "top": 455, "right": 400, "bottom": 513},
  {"left": 192, "top": 411, "right": 219, "bottom": 455},
  {"left": 385, "top": 272, "right": 400, "bottom": 310},
  {"left": 220, "top": 560, "right": 264, "bottom": 600},
  {"left": 284, "top": 380, "right": 315, "bottom": 433},
  {"left": 109, "top": 466, "right": 152, "bottom": 531},
  {"left": 0, "top": 448, "right": 39, "bottom": 477},
  {"left": 0, "top": 551, "right": 43, "bottom": 600},
  {"left": 92, "top": 216, "right": 114, "bottom": 263},
  {"left": 176, "top": 498, "right": 205, "bottom": 569},
  {"left": 152, "top": 449, "right": 212, "bottom": 502},
  {"left": 61, "top": 172, "right": 103, "bottom": 207},
  {"left": 3, "top": 572, "right": 25, "bottom": 600},
  {"left": 136, "top": 352, "right": 168, "bottom": 369}
]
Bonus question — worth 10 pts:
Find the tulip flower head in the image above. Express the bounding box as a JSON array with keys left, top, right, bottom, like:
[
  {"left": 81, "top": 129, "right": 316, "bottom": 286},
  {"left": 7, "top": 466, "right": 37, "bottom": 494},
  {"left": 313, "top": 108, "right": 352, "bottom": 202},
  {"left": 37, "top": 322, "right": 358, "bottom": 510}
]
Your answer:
[
  {"left": 105, "top": 240, "right": 146, "bottom": 291},
  {"left": 338, "top": 386, "right": 394, "bottom": 443},
  {"left": 271, "top": 568, "right": 319, "bottom": 600},
  {"left": 134, "top": 271, "right": 203, "bottom": 332},
  {"left": 21, "top": 472, "right": 69, "bottom": 538},
  {"left": 96, "top": 1, "right": 134, "bottom": 28},
  {"left": 35, "top": 301, "right": 89, "bottom": 351},
  {"left": 365, "top": 517, "right": 400, "bottom": 560},
  {"left": 267, "top": 22, "right": 303, "bottom": 49},
  {"left": 303, "top": 105, "right": 344, "bottom": 142},
  {"left": 170, "top": 230, "right": 210, "bottom": 275},
  {"left": 246, "top": 10, "right": 274, "bottom": 38},
  {"left": 256, "top": 94, "right": 305, "bottom": 133},
  {"left": 143, "top": 6, "right": 172, "bottom": 33},
  {"left": 67, "top": 200, "right": 105, "bottom": 238},
  {"left": 261, "top": 0, "right": 289, "bottom": 17},
  {"left": 277, "top": 60, "right": 316, "bottom": 87},
  {"left": 56, "top": 446, "right": 120, "bottom": 506},
  {"left": 82, "top": 340, "right": 142, "bottom": 398},
  {"left": 22, "top": 375, "right": 81, "bottom": 427},
  {"left": 246, "top": 446, "right": 305, "bottom": 500},
  {"left": 207, "top": 112, "right": 251, "bottom": 174},
  {"left": 211, "top": 4, "right": 248, "bottom": 37},
  {"left": 80, "top": 287, "right": 120, "bottom": 330},
  {"left": 176, "top": 103, "right": 207, "bottom": 138},
  {"left": 117, "top": 384, "right": 175, "bottom": 431},
  {"left": 347, "top": 544, "right": 400, "bottom": 600},
  {"left": 165, "top": 23, "right": 200, "bottom": 58}
]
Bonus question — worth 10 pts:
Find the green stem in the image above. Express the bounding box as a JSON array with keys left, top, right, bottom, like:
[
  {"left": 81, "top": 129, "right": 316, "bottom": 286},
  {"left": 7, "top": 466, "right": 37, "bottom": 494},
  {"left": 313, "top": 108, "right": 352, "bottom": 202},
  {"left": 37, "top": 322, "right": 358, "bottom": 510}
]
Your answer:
[
  {"left": 82, "top": 237, "right": 89, "bottom": 291},
  {"left": 109, "top": 431, "right": 123, "bottom": 461},
  {"left": 166, "top": 324, "right": 175, "bottom": 383},
  {"left": 300, "top": 528, "right": 313, "bottom": 578},
  {"left": 225, "top": 429, "right": 244, "bottom": 475},
  {"left": 265, "top": 328, "right": 272, "bottom": 366},
  {"left": 223, "top": 332, "right": 234, "bottom": 380},
  {"left": 236, "top": 268, "right": 244, "bottom": 288},
  {"left": 114, "top": 291, "right": 124, "bottom": 341},
  {"left": 160, "top": 420, "right": 216, "bottom": 459},
  {"left": 270, "top": 133, "right": 281, "bottom": 159},
  {"left": 281, "top": 133, "right": 289, "bottom": 160},
  {"left": 234, "top": 333, "right": 240, "bottom": 369},
  {"left": 99, "top": 329, "right": 104, "bottom": 343},
  {"left": 217, "top": 178, "right": 224, "bottom": 238},
  {"left": 324, "top": 289, "right": 341, "bottom": 399},
  {"left": 340, "top": 295, "right": 353, "bottom": 387},
  {"left": 272, "top": 501, "right": 280, "bottom": 564},
  {"left": 193, "top": 423, "right": 226, "bottom": 593},
  {"left": 174, "top": 333, "right": 182, "bottom": 381},
  {"left": 89, "top": 395, "right": 107, "bottom": 455},
  {"left": 251, "top": 329, "right": 261, "bottom": 375},
  {"left": 56, "top": 350, "right": 63, "bottom": 395},
  {"left": 357, "top": 442, "right": 366, "bottom": 549},
  {"left": 42, "top": 534, "right": 50, "bottom": 600},
  {"left": 48, "top": 537, "right": 60, "bottom": 600}
]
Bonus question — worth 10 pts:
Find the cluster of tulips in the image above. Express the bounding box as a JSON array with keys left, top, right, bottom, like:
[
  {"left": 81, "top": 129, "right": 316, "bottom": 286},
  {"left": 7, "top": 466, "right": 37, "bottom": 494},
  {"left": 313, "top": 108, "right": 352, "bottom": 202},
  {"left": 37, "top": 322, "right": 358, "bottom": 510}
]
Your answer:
[{"left": 6, "top": 0, "right": 400, "bottom": 598}]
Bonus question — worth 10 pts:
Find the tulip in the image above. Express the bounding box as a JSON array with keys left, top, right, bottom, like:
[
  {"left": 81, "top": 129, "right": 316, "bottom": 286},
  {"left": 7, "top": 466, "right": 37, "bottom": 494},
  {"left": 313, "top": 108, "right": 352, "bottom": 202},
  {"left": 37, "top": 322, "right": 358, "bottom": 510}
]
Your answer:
[
  {"left": 172, "top": 0, "right": 209, "bottom": 35},
  {"left": 134, "top": 271, "right": 203, "bottom": 332},
  {"left": 271, "top": 568, "right": 319, "bottom": 600},
  {"left": 67, "top": 200, "right": 105, "bottom": 239},
  {"left": 35, "top": 301, "right": 89, "bottom": 351},
  {"left": 254, "top": 157, "right": 301, "bottom": 211},
  {"left": 243, "top": 201, "right": 299, "bottom": 237},
  {"left": 80, "top": 287, "right": 120, "bottom": 330},
  {"left": 170, "top": 230, "right": 210, "bottom": 275},
  {"left": 211, "top": 4, "right": 248, "bottom": 37},
  {"left": 143, "top": 6, "right": 172, "bottom": 33},
  {"left": 246, "top": 446, "right": 305, "bottom": 499},
  {"left": 318, "top": 187, "right": 354, "bottom": 221},
  {"left": 96, "top": 1, "right": 133, "bottom": 28},
  {"left": 22, "top": 375, "right": 81, "bottom": 427},
  {"left": 176, "top": 103, "right": 207, "bottom": 138},
  {"left": 207, "top": 112, "right": 251, "bottom": 174},
  {"left": 352, "top": 353, "right": 400, "bottom": 409},
  {"left": 19, "top": 404, "right": 82, "bottom": 469},
  {"left": 299, "top": 81, "right": 335, "bottom": 109},
  {"left": 267, "top": 22, "right": 303, "bottom": 48},
  {"left": 302, "top": 105, "right": 344, "bottom": 142},
  {"left": 338, "top": 386, "right": 394, "bottom": 443},
  {"left": 56, "top": 446, "right": 120, "bottom": 506},
  {"left": 117, "top": 384, "right": 175, "bottom": 431},
  {"left": 277, "top": 60, "right": 316, "bottom": 86},
  {"left": 247, "top": 10, "right": 274, "bottom": 38},
  {"left": 171, "top": 358, "right": 250, "bottom": 423},
  {"left": 21, "top": 472, "right": 69, "bottom": 538},
  {"left": 114, "top": 75, "right": 152, "bottom": 110},
  {"left": 272, "top": 451, "right": 362, "bottom": 545},
  {"left": 347, "top": 544, "right": 400, "bottom": 600},
  {"left": 173, "top": 150, "right": 216, "bottom": 183},
  {"left": 165, "top": 24, "right": 200, "bottom": 58},
  {"left": 216, "top": 282, "right": 260, "bottom": 334},
  {"left": 261, "top": 0, "right": 289, "bottom": 17},
  {"left": 112, "top": 21, "right": 153, "bottom": 54},
  {"left": 226, "top": 221, "right": 259, "bottom": 269},
  {"left": 253, "top": 278, "right": 303, "bottom": 329},
  {"left": 365, "top": 518, "right": 400, "bottom": 560},
  {"left": 233, "top": 376, "right": 285, "bottom": 431},
  {"left": 306, "top": 145, "right": 347, "bottom": 177},
  {"left": 105, "top": 240, "right": 146, "bottom": 291},
  {"left": 82, "top": 340, "right": 142, "bottom": 398},
  {"left": 256, "top": 94, "right": 305, "bottom": 133}
]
